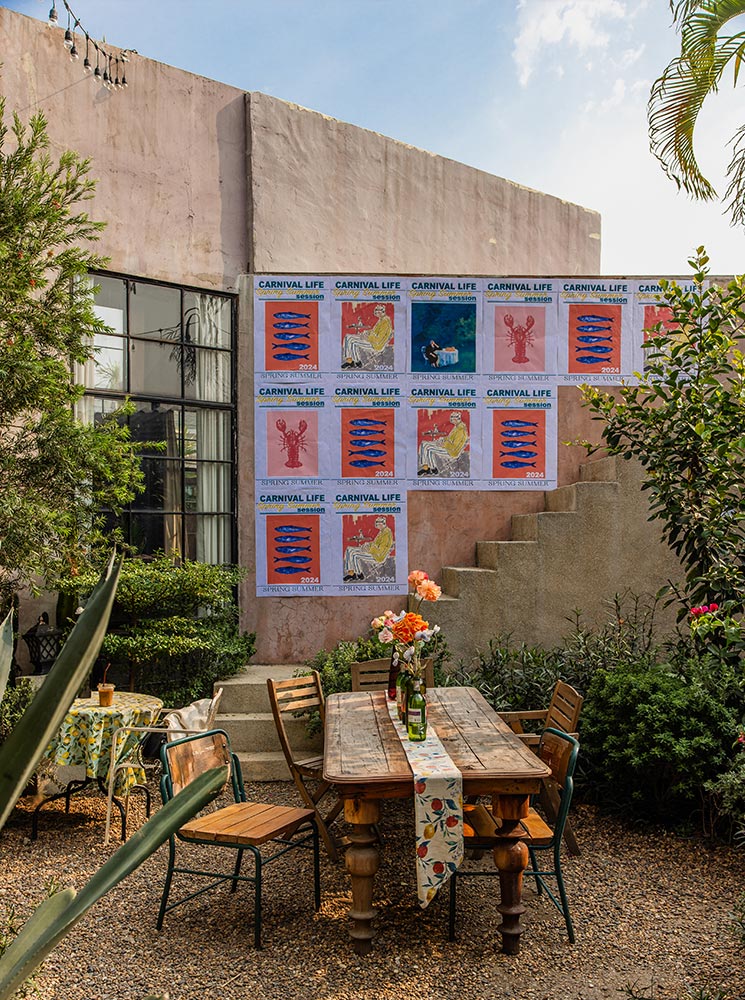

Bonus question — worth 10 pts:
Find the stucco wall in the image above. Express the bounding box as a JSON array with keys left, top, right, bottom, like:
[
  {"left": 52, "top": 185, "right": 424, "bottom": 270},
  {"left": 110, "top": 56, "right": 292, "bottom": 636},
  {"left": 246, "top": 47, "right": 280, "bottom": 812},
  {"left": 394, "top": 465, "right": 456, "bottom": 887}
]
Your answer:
[
  {"left": 4, "top": 8, "right": 670, "bottom": 670},
  {"left": 0, "top": 8, "right": 248, "bottom": 289}
]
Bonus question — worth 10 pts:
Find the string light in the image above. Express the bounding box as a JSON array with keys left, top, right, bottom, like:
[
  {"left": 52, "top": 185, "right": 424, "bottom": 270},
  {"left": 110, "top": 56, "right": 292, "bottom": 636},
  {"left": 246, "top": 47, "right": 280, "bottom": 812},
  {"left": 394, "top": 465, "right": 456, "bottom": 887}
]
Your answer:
[{"left": 48, "top": 1, "right": 136, "bottom": 93}]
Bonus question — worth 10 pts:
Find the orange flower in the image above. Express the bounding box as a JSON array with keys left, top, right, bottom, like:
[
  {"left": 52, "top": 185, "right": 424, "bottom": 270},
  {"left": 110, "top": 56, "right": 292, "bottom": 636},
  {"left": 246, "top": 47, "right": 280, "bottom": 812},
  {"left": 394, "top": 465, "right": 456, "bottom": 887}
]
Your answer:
[
  {"left": 417, "top": 579, "right": 441, "bottom": 602},
  {"left": 408, "top": 569, "right": 428, "bottom": 588},
  {"left": 391, "top": 612, "right": 428, "bottom": 644}
]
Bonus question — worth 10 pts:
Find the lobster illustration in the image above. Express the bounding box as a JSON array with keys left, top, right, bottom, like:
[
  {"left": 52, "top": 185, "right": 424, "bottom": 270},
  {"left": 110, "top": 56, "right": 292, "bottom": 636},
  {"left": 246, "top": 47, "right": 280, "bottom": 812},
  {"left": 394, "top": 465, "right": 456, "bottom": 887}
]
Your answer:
[
  {"left": 276, "top": 417, "right": 307, "bottom": 469},
  {"left": 503, "top": 313, "right": 535, "bottom": 364}
]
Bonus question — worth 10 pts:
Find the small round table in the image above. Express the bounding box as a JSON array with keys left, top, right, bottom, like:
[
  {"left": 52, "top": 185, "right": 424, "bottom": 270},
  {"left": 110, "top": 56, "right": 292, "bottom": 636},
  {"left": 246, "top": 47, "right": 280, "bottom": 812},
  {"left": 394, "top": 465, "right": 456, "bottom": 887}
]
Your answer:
[{"left": 34, "top": 692, "right": 163, "bottom": 839}]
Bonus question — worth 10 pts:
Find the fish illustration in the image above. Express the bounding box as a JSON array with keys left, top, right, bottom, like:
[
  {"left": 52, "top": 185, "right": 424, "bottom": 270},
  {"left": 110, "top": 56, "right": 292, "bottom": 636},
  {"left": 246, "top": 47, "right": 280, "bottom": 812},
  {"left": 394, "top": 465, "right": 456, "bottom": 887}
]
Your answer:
[
  {"left": 274, "top": 312, "right": 311, "bottom": 320},
  {"left": 274, "top": 565, "right": 308, "bottom": 575},
  {"left": 273, "top": 555, "right": 313, "bottom": 565},
  {"left": 500, "top": 460, "right": 537, "bottom": 468},
  {"left": 576, "top": 324, "right": 613, "bottom": 333},
  {"left": 575, "top": 345, "right": 613, "bottom": 355},
  {"left": 500, "top": 420, "right": 538, "bottom": 428},
  {"left": 575, "top": 355, "right": 610, "bottom": 365},
  {"left": 500, "top": 450, "right": 538, "bottom": 459},
  {"left": 349, "top": 438, "right": 385, "bottom": 447},
  {"left": 349, "top": 460, "right": 386, "bottom": 468},
  {"left": 577, "top": 314, "right": 614, "bottom": 323},
  {"left": 271, "top": 342, "right": 311, "bottom": 351},
  {"left": 577, "top": 335, "right": 613, "bottom": 344},
  {"left": 273, "top": 525, "right": 311, "bottom": 533},
  {"left": 348, "top": 449, "right": 387, "bottom": 458},
  {"left": 274, "top": 332, "right": 314, "bottom": 341},
  {"left": 501, "top": 429, "right": 537, "bottom": 438},
  {"left": 275, "top": 545, "right": 312, "bottom": 554},
  {"left": 347, "top": 427, "right": 383, "bottom": 437},
  {"left": 273, "top": 321, "right": 310, "bottom": 329},
  {"left": 272, "top": 352, "right": 310, "bottom": 361},
  {"left": 274, "top": 535, "right": 311, "bottom": 543},
  {"left": 349, "top": 419, "right": 387, "bottom": 427},
  {"left": 501, "top": 439, "right": 538, "bottom": 449}
]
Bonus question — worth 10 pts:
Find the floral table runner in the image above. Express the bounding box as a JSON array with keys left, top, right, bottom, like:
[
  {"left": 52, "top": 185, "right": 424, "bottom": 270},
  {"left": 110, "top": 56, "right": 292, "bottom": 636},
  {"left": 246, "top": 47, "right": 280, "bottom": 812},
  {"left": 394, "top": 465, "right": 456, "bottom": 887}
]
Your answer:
[{"left": 386, "top": 699, "right": 464, "bottom": 906}]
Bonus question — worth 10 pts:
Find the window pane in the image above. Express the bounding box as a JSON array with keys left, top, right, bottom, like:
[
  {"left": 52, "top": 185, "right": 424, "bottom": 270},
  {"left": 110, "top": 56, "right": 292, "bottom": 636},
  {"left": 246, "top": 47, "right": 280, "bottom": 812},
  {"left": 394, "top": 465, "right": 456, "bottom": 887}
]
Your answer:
[
  {"left": 129, "top": 512, "right": 182, "bottom": 557},
  {"left": 129, "top": 282, "right": 180, "bottom": 342},
  {"left": 129, "top": 340, "right": 182, "bottom": 396},
  {"left": 92, "top": 274, "right": 126, "bottom": 312},
  {"left": 132, "top": 458, "right": 182, "bottom": 512},
  {"left": 184, "top": 292, "right": 231, "bottom": 349},
  {"left": 184, "top": 462, "right": 230, "bottom": 513},
  {"left": 185, "top": 348, "right": 231, "bottom": 403},
  {"left": 92, "top": 333, "right": 126, "bottom": 391},
  {"left": 185, "top": 515, "right": 232, "bottom": 563},
  {"left": 129, "top": 404, "right": 181, "bottom": 461},
  {"left": 184, "top": 409, "right": 231, "bottom": 461}
]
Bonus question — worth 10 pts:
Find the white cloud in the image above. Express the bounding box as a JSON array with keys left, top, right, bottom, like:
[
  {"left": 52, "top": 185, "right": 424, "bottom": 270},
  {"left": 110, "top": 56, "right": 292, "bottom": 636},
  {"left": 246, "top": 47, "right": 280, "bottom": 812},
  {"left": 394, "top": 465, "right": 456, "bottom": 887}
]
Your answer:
[{"left": 513, "top": 0, "right": 626, "bottom": 87}]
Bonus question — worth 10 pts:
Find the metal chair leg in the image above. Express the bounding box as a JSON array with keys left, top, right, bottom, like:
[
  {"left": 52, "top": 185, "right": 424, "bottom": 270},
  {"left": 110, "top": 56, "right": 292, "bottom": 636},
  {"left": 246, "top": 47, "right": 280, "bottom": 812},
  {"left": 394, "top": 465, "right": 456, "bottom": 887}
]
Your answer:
[
  {"left": 448, "top": 873, "right": 457, "bottom": 941},
  {"left": 231, "top": 849, "right": 244, "bottom": 893},
  {"left": 253, "top": 850, "right": 263, "bottom": 949},
  {"left": 312, "top": 821, "right": 321, "bottom": 911},
  {"left": 156, "top": 837, "right": 176, "bottom": 930}
]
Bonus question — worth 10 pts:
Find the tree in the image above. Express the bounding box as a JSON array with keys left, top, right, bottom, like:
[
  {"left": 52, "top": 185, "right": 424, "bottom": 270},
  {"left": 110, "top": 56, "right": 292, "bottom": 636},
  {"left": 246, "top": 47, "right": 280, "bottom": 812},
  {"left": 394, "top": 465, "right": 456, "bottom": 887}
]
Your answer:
[
  {"left": 0, "top": 100, "right": 142, "bottom": 604},
  {"left": 581, "top": 249, "right": 745, "bottom": 614},
  {"left": 648, "top": 0, "right": 745, "bottom": 226}
]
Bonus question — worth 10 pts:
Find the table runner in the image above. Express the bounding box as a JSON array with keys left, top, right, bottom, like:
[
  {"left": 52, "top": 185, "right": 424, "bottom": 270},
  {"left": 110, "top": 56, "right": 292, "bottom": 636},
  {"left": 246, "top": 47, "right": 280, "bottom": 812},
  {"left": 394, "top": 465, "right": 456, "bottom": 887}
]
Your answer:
[{"left": 386, "top": 699, "right": 464, "bottom": 906}]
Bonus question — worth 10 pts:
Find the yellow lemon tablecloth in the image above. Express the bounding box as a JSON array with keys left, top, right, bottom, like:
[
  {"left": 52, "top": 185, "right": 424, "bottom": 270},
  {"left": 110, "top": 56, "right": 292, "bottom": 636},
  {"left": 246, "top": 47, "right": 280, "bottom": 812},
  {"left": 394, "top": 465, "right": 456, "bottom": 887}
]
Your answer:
[{"left": 45, "top": 692, "right": 163, "bottom": 790}]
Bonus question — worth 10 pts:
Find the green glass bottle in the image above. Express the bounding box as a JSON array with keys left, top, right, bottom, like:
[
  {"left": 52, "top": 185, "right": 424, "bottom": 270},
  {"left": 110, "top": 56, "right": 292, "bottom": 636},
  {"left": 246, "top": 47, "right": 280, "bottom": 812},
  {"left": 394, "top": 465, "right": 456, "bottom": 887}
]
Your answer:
[
  {"left": 396, "top": 670, "right": 410, "bottom": 721},
  {"left": 407, "top": 677, "right": 427, "bottom": 742}
]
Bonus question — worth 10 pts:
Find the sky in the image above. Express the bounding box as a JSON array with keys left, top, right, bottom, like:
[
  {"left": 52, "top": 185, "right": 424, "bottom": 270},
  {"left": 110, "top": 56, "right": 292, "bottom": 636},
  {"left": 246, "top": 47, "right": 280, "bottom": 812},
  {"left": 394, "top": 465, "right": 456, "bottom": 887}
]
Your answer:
[{"left": 2, "top": 0, "right": 745, "bottom": 276}]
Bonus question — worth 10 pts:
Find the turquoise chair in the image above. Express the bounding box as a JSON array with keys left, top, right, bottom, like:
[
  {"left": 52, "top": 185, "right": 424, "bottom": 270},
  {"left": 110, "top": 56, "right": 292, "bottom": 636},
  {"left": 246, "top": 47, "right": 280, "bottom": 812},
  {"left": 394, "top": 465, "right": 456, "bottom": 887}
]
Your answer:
[{"left": 448, "top": 728, "right": 579, "bottom": 943}]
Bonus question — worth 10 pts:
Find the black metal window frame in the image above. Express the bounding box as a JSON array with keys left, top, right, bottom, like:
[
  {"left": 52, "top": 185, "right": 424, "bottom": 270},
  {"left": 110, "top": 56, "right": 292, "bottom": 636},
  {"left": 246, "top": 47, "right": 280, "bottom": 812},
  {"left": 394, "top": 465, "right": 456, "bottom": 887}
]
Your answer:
[{"left": 86, "top": 269, "right": 238, "bottom": 564}]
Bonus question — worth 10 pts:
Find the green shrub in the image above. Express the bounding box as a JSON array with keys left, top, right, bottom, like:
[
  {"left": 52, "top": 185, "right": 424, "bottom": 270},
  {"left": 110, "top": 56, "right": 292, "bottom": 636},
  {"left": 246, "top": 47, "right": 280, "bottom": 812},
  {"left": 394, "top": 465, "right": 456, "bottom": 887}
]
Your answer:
[
  {"left": 582, "top": 661, "right": 736, "bottom": 822},
  {"left": 0, "top": 678, "right": 34, "bottom": 746},
  {"left": 58, "top": 555, "right": 255, "bottom": 707}
]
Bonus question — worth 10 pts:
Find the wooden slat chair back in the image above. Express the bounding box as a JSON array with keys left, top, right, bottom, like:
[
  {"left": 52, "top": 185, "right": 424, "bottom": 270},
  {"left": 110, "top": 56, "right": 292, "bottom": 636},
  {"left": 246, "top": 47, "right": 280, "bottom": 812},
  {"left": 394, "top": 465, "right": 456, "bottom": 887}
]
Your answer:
[
  {"left": 157, "top": 729, "right": 320, "bottom": 948},
  {"left": 351, "top": 657, "right": 435, "bottom": 692},
  {"left": 267, "top": 671, "right": 344, "bottom": 861},
  {"left": 450, "top": 727, "right": 579, "bottom": 944},
  {"left": 498, "top": 680, "right": 583, "bottom": 855}
]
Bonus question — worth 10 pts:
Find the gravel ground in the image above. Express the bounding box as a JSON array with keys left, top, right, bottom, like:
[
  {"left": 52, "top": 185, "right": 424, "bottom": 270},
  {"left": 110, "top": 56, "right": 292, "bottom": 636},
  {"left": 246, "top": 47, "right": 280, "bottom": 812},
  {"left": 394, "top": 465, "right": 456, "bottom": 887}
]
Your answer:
[{"left": 3, "top": 785, "right": 745, "bottom": 1000}]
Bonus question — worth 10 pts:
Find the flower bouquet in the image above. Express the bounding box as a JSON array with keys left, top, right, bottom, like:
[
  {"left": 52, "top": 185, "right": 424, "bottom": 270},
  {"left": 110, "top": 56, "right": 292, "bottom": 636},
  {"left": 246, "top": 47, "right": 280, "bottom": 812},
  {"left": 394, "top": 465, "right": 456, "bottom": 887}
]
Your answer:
[{"left": 372, "top": 571, "right": 441, "bottom": 726}]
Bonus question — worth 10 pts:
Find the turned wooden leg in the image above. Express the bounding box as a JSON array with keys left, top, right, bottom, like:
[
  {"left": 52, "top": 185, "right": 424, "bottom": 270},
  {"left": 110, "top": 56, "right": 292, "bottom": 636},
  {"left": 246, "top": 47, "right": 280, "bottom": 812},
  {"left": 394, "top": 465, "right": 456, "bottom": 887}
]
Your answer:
[
  {"left": 492, "top": 794, "right": 530, "bottom": 955},
  {"left": 344, "top": 797, "right": 381, "bottom": 955}
]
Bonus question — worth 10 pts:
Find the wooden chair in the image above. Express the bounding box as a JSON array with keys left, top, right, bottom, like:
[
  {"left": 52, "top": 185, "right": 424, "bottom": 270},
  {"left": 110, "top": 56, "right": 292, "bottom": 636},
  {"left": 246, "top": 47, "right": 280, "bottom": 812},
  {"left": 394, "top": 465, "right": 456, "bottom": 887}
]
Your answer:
[
  {"left": 499, "top": 680, "right": 583, "bottom": 855},
  {"left": 498, "top": 680, "right": 583, "bottom": 747},
  {"left": 448, "top": 728, "right": 579, "bottom": 944},
  {"left": 351, "top": 657, "right": 435, "bottom": 692},
  {"left": 267, "top": 671, "right": 344, "bottom": 861},
  {"left": 157, "top": 729, "right": 320, "bottom": 948}
]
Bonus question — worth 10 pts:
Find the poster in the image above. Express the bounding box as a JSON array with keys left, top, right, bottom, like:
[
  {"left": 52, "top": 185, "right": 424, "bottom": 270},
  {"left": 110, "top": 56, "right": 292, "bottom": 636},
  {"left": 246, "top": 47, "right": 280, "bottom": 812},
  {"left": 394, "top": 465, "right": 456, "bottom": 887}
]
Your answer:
[
  {"left": 483, "top": 278, "right": 559, "bottom": 375},
  {"left": 557, "top": 278, "right": 636, "bottom": 384},
  {"left": 255, "top": 495, "right": 329, "bottom": 596},
  {"left": 479, "top": 380, "right": 558, "bottom": 490},
  {"left": 631, "top": 278, "right": 697, "bottom": 373},
  {"left": 254, "top": 276, "right": 330, "bottom": 377},
  {"left": 330, "top": 277, "right": 405, "bottom": 373},
  {"left": 407, "top": 278, "right": 481, "bottom": 375},
  {"left": 406, "top": 383, "right": 481, "bottom": 489}
]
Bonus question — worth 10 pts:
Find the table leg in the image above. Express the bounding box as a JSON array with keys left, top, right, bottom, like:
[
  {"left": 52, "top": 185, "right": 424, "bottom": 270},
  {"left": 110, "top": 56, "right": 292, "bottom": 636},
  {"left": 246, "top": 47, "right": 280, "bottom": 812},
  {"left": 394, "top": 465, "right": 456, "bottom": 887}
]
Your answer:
[
  {"left": 492, "top": 794, "right": 530, "bottom": 955},
  {"left": 344, "top": 797, "right": 380, "bottom": 955}
]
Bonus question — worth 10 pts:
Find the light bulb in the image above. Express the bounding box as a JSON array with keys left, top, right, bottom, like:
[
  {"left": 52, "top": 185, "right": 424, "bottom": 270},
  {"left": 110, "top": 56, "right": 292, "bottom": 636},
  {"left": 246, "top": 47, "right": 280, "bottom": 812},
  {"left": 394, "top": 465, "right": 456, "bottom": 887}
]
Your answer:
[
  {"left": 47, "top": 5, "right": 58, "bottom": 27},
  {"left": 94, "top": 65, "right": 102, "bottom": 80},
  {"left": 63, "top": 28, "right": 73, "bottom": 49},
  {"left": 121, "top": 72, "right": 128, "bottom": 88},
  {"left": 83, "top": 56, "right": 92, "bottom": 75},
  {"left": 70, "top": 42, "right": 79, "bottom": 61}
]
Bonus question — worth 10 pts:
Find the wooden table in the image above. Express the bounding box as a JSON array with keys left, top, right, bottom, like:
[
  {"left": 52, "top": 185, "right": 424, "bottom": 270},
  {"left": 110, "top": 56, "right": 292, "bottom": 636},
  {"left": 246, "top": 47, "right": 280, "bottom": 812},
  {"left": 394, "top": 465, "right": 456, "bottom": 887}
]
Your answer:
[{"left": 324, "top": 686, "right": 551, "bottom": 955}]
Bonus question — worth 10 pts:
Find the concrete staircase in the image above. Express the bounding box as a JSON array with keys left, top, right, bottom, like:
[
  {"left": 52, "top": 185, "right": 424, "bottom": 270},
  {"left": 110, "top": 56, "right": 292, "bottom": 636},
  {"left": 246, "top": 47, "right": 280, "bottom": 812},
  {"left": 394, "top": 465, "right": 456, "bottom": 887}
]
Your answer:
[
  {"left": 428, "top": 455, "right": 682, "bottom": 663},
  {"left": 214, "top": 664, "right": 321, "bottom": 781}
]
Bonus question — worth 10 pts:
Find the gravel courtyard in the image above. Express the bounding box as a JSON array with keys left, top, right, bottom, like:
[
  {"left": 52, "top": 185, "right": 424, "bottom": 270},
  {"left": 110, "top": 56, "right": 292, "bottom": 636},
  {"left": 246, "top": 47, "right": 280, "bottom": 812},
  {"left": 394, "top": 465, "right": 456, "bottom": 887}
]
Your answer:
[{"left": 2, "top": 787, "right": 744, "bottom": 1000}]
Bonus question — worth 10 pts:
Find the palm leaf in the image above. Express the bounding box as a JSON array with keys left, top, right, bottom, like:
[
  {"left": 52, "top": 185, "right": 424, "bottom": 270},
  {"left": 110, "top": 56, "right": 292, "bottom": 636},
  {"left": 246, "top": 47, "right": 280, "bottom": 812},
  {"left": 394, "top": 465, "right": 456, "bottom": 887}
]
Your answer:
[{"left": 649, "top": 0, "right": 745, "bottom": 217}]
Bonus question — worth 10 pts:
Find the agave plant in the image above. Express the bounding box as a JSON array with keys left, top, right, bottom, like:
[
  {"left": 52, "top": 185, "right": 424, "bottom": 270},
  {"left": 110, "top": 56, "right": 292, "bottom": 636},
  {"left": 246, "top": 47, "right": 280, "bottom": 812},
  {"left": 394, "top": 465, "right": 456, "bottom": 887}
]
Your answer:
[{"left": 0, "top": 554, "right": 226, "bottom": 1000}]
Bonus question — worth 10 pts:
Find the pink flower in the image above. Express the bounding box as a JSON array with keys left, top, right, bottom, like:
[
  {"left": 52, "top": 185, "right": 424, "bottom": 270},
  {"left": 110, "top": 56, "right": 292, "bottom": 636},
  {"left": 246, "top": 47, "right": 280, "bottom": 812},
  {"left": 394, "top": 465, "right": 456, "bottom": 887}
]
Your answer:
[
  {"left": 710, "top": 603, "right": 719, "bottom": 611},
  {"left": 378, "top": 627, "right": 394, "bottom": 644},
  {"left": 417, "top": 579, "right": 441, "bottom": 602},
  {"left": 408, "top": 569, "right": 429, "bottom": 588}
]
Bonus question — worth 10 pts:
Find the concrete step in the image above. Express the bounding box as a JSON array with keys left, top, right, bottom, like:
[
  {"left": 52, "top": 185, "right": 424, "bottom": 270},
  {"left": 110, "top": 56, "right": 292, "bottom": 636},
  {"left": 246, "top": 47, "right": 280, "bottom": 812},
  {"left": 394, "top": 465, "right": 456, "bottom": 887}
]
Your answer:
[
  {"left": 580, "top": 455, "right": 617, "bottom": 482},
  {"left": 473, "top": 540, "right": 535, "bottom": 571},
  {"left": 217, "top": 663, "right": 300, "bottom": 714},
  {"left": 218, "top": 711, "right": 322, "bottom": 754},
  {"left": 510, "top": 513, "right": 539, "bottom": 541},
  {"left": 236, "top": 751, "right": 292, "bottom": 782},
  {"left": 544, "top": 484, "right": 577, "bottom": 513}
]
